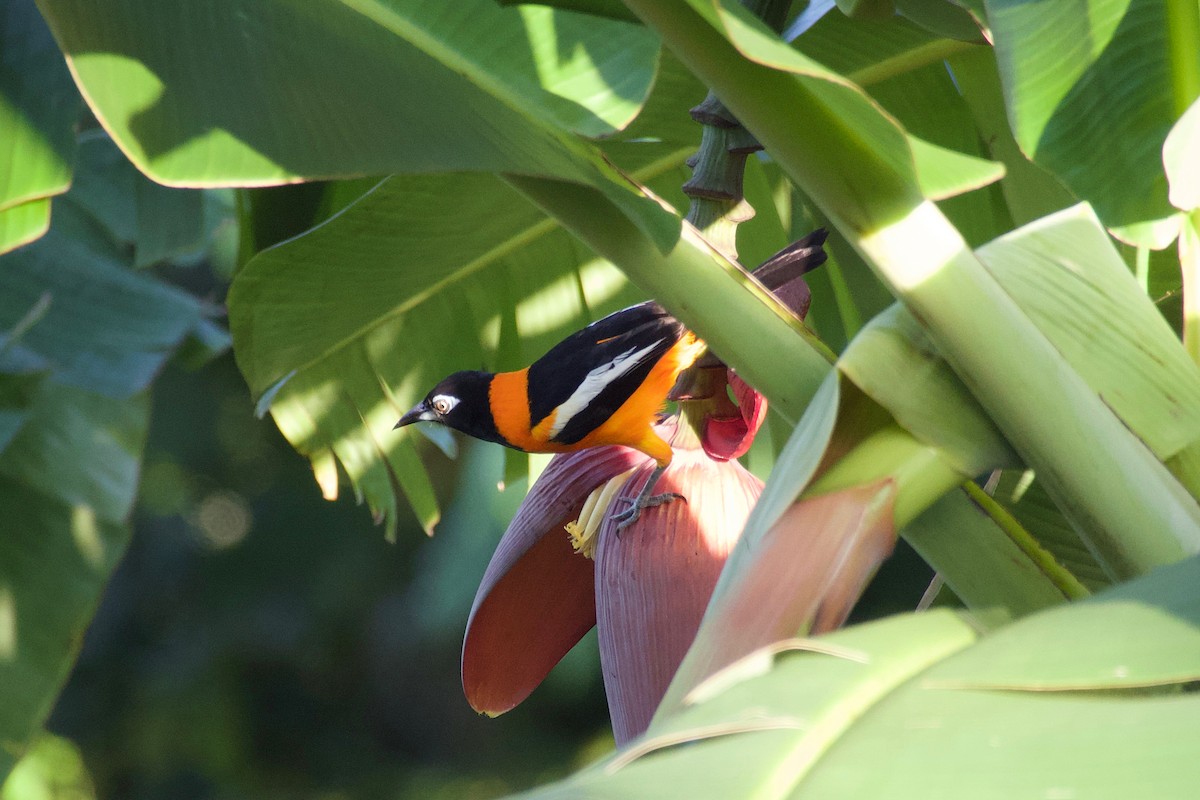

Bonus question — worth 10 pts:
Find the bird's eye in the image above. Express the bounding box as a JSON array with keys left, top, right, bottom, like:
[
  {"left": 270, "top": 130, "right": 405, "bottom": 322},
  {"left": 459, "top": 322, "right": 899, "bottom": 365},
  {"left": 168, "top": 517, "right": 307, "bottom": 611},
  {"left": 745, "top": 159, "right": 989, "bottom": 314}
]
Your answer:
[{"left": 430, "top": 395, "right": 457, "bottom": 415}]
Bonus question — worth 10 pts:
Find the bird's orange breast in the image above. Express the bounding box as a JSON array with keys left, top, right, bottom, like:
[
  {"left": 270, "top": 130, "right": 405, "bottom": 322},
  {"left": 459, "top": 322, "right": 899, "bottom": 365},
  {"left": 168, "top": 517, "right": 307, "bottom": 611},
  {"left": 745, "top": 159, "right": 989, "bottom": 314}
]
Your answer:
[
  {"left": 488, "top": 368, "right": 538, "bottom": 452},
  {"left": 487, "top": 333, "right": 705, "bottom": 466},
  {"left": 488, "top": 367, "right": 590, "bottom": 455}
]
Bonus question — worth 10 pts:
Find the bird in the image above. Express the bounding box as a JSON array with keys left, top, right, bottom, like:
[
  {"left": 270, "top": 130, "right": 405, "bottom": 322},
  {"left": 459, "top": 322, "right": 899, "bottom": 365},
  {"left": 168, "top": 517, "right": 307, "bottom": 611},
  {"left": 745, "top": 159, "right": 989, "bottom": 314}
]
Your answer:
[
  {"left": 395, "top": 301, "right": 703, "bottom": 525},
  {"left": 395, "top": 230, "right": 828, "bottom": 527}
]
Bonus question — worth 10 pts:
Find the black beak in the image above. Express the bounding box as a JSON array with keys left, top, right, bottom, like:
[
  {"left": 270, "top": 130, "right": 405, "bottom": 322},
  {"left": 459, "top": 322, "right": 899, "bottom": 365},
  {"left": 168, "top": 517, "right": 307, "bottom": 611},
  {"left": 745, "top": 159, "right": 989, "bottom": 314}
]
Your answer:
[{"left": 394, "top": 402, "right": 430, "bottom": 429}]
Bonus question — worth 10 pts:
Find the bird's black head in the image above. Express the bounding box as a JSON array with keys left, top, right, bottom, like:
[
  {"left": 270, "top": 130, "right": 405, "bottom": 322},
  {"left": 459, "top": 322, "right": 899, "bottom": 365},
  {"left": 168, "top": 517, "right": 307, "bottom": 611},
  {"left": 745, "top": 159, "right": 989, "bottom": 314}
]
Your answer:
[{"left": 394, "top": 370, "right": 504, "bottom": 445}]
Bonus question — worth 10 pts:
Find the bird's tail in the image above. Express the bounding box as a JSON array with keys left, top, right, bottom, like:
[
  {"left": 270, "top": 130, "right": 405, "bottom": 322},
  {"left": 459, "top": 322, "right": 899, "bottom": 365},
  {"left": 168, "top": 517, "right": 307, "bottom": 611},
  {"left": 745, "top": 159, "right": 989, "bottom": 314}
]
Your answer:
[{"left": 751, "top": 228, "right": 829, "bottom": 292}]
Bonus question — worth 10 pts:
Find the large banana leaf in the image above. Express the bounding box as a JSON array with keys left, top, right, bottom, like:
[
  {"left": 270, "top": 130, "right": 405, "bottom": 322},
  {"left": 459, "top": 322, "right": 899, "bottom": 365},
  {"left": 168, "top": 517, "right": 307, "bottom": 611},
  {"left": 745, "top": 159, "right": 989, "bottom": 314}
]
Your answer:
[
  {"left": 988, "top": 0, "right": 1199, "bottom": 246},
  {"left": 35, "top": 0, "right": 657, "bottom": 186}
]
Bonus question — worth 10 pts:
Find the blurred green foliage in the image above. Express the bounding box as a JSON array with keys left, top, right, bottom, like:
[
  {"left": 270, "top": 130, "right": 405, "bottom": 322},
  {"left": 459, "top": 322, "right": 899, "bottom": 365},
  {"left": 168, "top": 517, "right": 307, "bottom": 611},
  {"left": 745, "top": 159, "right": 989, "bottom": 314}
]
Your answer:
[{"left": 38, "top": 351, "right": 619, "bottom": 799}]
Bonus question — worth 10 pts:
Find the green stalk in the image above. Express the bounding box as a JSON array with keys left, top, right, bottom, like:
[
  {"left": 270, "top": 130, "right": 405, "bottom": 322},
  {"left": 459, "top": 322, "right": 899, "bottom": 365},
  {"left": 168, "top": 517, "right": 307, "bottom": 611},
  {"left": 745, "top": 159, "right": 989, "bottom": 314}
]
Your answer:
[
  {"left": 1165, "top": 0, "right": 1200, "bottom": 118},
  {"left": 1182, "top": 212, "right": 1200, "bottom": 367},
  {"left": 681, "top": 0, "right": 792, "bottom": 254},
  {"left": 803, "top": 420, "right": 964, "bottom": 528},
  {"left": 623, "top": 0, "right": 1200, "bottom": 577},
  {"left": 1135, "top": 245, "right": 1150, "bottom": 294},
  {"left": 855, "top": 204, "right": 1200, "bottom": 578},
  {"left": 682, "top": 103, "right": 756, "bottom": 255},
  {"left": 848, "top": 39, "right": 975, "bottom": 88},
  {"left": 960, "top": 482, "right": 1091, "bottom": 601}
]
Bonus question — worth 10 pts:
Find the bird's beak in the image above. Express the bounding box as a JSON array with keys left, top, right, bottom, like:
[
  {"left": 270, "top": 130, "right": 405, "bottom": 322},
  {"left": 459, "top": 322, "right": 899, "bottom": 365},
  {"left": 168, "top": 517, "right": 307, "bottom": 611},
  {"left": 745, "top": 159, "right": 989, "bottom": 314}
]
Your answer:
[{"left": 394, "top": 402, "right": 433, "bottom": 429}]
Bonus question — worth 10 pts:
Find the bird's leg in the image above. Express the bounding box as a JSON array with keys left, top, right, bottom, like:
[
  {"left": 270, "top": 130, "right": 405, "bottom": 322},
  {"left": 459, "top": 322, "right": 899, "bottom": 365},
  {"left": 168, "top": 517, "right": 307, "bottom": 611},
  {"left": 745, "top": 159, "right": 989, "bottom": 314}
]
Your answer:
[{"left": 609, "top": 464, "right": 686, "bottom": 531}]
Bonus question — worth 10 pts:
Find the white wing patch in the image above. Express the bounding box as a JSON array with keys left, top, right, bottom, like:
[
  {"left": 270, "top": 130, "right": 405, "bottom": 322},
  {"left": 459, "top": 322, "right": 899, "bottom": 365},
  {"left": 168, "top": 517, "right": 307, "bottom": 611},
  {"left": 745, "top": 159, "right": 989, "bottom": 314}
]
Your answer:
[{"left": 548, "top": 339, "right": 662, "bottom": 438}]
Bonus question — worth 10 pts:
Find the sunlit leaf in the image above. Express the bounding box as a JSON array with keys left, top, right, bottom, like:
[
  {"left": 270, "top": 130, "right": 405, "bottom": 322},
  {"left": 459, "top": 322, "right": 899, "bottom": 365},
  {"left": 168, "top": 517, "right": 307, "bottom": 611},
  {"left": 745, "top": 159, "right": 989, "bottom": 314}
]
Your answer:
[
  {"left": 38, "top": 0, "right": 656, "bottom": 185},
  {"left": 0, "top": 201, "right": 50, "bottom": 257},
  {"left": 0, "top": 477, "right": 132, "bottom": 781},
  {"left": 930, "top": 556, "right": 1200, "bottom": 689},
  {"left": 979, "top": 205, "right": 1200, "bottom": 466},
  {"left": 233, "top": 175, "right": 550, "bottom": 396},
  {"left": 1164, "top": 97, "right": 1200, "bottom": 212},
  {"left": 989, "top": 0, "right": 1190, "bottom": 245},
  {"left": 837, "top": 303, "right": 1018, "bottom": 476},
  {"left": 1, "top": 734, "right": 96, "bottom": 800},
  {"left": 0, "top": 0, "right": 79, "bottom": 225}
]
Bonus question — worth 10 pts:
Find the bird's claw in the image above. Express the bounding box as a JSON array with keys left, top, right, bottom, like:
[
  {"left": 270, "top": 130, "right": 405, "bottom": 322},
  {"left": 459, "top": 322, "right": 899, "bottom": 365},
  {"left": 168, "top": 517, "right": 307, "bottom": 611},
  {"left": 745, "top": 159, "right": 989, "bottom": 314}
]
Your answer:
[{"left": 611, "top": 492, "right": 686, "bottom": 532}]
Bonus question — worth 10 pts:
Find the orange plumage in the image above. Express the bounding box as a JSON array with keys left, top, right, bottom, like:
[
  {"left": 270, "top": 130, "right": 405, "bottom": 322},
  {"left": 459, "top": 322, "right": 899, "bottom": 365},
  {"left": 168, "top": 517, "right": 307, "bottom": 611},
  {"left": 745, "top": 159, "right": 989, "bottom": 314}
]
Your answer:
[{"left": 395, "top": 303, "right": 705, "bottom": 469}]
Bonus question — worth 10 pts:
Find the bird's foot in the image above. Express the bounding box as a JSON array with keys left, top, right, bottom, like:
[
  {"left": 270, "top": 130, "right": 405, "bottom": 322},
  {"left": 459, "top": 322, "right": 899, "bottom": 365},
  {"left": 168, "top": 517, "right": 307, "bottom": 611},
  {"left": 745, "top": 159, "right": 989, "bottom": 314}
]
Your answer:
[
  {"left": 610, "top": 491, "right": 686, "bottom": 531},
  {"left": 607, "top": 463, "right": 688, "bottom": 532}
]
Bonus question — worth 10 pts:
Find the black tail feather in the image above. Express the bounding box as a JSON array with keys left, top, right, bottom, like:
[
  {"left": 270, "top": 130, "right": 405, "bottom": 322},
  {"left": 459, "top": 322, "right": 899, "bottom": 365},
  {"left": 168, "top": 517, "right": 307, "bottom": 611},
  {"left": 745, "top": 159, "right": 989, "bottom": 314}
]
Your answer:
[{"left": 751, "top": 228, "right": 828, "bottom": 292}]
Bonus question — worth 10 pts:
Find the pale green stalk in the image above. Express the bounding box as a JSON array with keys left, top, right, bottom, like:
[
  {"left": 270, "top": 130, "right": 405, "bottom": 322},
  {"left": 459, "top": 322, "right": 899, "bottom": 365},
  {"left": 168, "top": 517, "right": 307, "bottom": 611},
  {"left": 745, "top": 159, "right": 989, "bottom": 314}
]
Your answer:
[
  {"left": 856, "top": 203, "right": 1200, "bottom": 577},
  {"left": 960, "top": 482, "right": 1091, "bottom": 601},
  {"left": 1183, "top": 214, "right": 1200, "bottom": 366},
  {"left": 1165, "top": 0, "right": 1200, "bottom": 118},
  {"left": 803, "top": 420, "right": 964, "bottom": 528},
  {"left": 848, "top": 39, "right": 975, "bottom": 88}
]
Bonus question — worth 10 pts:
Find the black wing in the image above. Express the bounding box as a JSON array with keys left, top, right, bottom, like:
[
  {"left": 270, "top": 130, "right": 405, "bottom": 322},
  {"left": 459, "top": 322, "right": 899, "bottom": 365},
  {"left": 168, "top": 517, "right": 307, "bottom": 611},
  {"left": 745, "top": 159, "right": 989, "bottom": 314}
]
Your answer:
[{"left": 526, "top": 301, "right": 685, "bottom": 443}]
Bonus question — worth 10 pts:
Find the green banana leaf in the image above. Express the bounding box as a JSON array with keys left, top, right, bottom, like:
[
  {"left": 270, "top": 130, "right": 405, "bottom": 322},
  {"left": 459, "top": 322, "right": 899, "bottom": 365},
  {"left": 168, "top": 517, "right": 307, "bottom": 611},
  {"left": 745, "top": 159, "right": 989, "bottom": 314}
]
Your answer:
[
  {"left": 0, "top": 135, "right": 227, "bottom": 782},
  {"left": 36, "top": 0, "right": 657, "bottom": 185},
  {"left": 988, "top": 0, "right": 1199, "bottom": 247}
]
